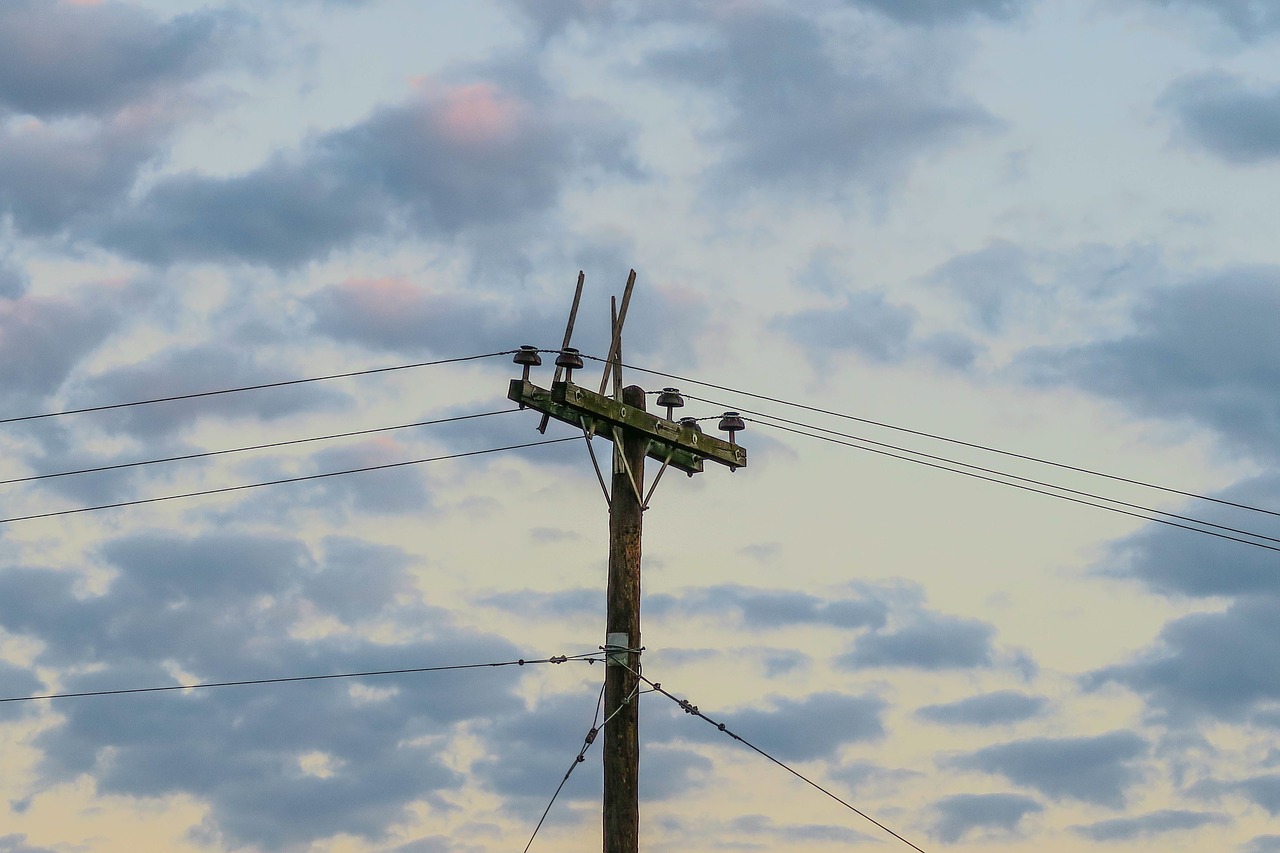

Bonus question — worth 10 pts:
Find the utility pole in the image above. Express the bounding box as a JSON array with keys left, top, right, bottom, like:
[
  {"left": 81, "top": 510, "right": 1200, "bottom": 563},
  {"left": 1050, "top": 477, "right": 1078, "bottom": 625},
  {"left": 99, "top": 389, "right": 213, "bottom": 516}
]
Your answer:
[{"left": 508, "top": 271, "right": 746, "bottom": 853}]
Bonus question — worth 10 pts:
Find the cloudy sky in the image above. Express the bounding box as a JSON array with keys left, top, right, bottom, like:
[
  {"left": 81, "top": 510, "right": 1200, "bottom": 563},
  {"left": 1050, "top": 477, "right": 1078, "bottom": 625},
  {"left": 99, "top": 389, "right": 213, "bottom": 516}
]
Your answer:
[{"left": 2, "top": 0, "right": 1280, "bottom": 850}]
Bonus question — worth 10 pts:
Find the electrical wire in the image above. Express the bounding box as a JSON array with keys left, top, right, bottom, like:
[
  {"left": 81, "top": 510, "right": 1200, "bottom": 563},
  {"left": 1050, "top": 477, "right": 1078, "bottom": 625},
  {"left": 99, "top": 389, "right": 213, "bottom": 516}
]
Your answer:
[
  {"left": 0, "top": 653, "right": 604, "bottom": 704},
  {"left": 0, "top": 351, "right": 513, "bottom": 427},
  {"left": 523, "top": 680, "right": 616, "bottom": 853},
  {"left": 0, "top": 437, "right": 577, "bottom": 525},
  {"left": 633, "top": 667, "right": 927, "bottom": 853},
  {"left": 579, "top": 353, "right": 1280, "bottom": 520},
  {"left": 728, "top": 407, "right": 1280, "bottom": 547},
  {"left": 750, "top": 417, "right": 1280, "bottom": 554},
  {"left": 0, "top": 409, "right": 517, "bottom": 486}
]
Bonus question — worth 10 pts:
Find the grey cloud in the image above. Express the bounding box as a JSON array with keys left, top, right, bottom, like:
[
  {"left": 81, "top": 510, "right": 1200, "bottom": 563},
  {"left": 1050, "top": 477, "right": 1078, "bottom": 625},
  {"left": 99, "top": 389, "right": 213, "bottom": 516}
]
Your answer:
[
  {"left": 916, "top": 690, "right": 1047, "bottom": 726},
  {"left": 645, "top": 583, "right": 889, "bottom": 632},
  {"left": 470, "top": 689, "right": 603, "bottom": 804},
  {"left": 0, "top": 2, "right": 247, "bottom": 117},
  {"left": 640, "top": 745, "right": 714, "bottom": 801},
  {"left": 760, "top": 649, "right": 809, "bottom": 677},
  {"left": 840, "top": 612, "right": 996, "bottom": 670},
  {"left": 772, "top": 291, "right": 917, "bottom": 365},
  {"left": 850, "top": 0, "right": 1026, "bottom": 25},
  {"left": 1245, "top": 835, "right": 1280, "bottom": 853},
  {"left": 927, "top": 239, "right": 1036, "bottom": 331},
  {"left": 0, "top": 290, "right": 122, "bottom": 410},
  {"left": 929, "top": 240, "right": 1163, "bottom": 335},
  {"left": 310, "top": 281, "right": 558, "bottom": 357},
  {"left": 0, "top": 530, "right": 527, "bottom": 848},
  {"left": 1022, "top": 267, "right": 1280, "bottom": 461},
  {"left": 102, "top": 75, "right": 633, "bottom": 267},
  {"left": 0, "top": 835, "right": 59, "bottom": 853},
  {"left": 1084, "top": 596, "right": 1280, "bottom": 724},
  {"left": 646, "top": 4, "right": 994, "bottom": 194},
  {"left": 505, "top": 0, "right": 626, "bottom": 41},
  {"left": 932, "top": 792, "right": 1043, "bottom": 843},
  {"left": 1163, "top": 73, "right": 1280, "bottom": 164},
  {"left": 1145, "top": 0, "right": 1280, "bottom": 39},
  {"left": 650, "top": 691, "right": 885, "bottom": 762},
  {"left": 828, "top": 760, "right": 923, "bottom": 794},
  {"left": 1236, "top": 774, "right": 1280, "bottom": 815},
  {"left": 726, "top": 815, "right": 875, "bottom": 845},
  {"left": 1099, "top": 474, "right": 1280, "bottom": 598},
  {"left": 69, "top": 343, "right": 348, "bottom": 440},
  {"left": 0, "top": 660, "right": 43, "bottom": 720},
  {"left": 1072, "top": 809, "right": 1229, "bottom": 841},
  {"left": 0, "top": 257, "right": 27, "bottom": 298},
  {"left": 302, "top": 439, "right": 434, "bottom": 516},
  {"left": 949, "top": 731, "right": 1148, "bottom": 807},
  {"left": 479, "top": 587, "right": 600, "bottom": 619}
]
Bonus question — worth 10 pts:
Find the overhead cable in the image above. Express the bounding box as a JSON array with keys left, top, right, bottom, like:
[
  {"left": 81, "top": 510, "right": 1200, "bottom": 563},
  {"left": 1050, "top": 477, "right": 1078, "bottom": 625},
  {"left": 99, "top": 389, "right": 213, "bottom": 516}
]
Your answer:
[
  {"left": 0, "top": 409, "right": 517, "bottom": 486},
  {"left": 0, "top": 652, "right": 603, "bottom": 704},
  {"left": 581, "top": 354, "right": 1280, "bottom": 520},
  {"left": 0, "top": 351, "right": 513, "bottom": 426},
  {"left": 0, "top": 437, "right": 577, "bottom": 525},
  {"left": 750, "top": 418, "right": 1280, "bottom": 554},
  {"left": 523, "top": 681, "right": 614, "bottom": 853},
  {"left": 635, "top": 667, "right": 927, "bottom": 853},
  {"left": 731, "top": 409, "right": 1280, "bottom": 548}
]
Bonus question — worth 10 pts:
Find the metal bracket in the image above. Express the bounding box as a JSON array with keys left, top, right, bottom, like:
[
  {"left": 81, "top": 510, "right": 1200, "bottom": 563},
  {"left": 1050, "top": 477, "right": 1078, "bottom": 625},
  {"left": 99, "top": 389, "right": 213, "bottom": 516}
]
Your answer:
[{"left": 604, "top": 633, "right": 630, "bottom": 667}]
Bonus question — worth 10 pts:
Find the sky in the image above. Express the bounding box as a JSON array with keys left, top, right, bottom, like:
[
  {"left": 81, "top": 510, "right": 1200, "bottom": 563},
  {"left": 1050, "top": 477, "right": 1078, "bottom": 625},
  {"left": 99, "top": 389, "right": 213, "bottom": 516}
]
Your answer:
[{"left": 1, "top": 0, "right": 1279, "bottom": 850}]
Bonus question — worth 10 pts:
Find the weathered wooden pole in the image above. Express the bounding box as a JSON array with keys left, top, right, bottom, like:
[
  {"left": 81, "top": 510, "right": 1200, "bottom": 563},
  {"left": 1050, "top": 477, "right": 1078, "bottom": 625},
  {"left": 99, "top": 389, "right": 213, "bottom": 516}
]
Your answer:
[{"left": 603, "top": 384, "right": 646, "bottom": 853}]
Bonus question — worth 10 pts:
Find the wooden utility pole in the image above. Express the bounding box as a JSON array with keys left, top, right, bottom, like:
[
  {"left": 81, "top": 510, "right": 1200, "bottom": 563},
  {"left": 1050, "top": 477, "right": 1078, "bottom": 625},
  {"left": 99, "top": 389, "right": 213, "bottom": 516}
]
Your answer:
[
  {"left": 509, "top": 271, "right": 746, "bottom": 853},
  {"left": 603, "top": 383, "right": 646, "bottom": 852}
]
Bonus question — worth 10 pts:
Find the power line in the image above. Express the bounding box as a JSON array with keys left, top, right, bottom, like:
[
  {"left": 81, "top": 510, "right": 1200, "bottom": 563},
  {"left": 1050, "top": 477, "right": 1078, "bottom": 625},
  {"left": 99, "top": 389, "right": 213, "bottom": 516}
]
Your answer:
[
  {"left": 0, "top": 409, "right": 516, "bottom": 486},
  {"left": 0, "top": 437, "right": 577, "bottom": 525},
  {"left": 734, "top": 410, "right": 1280, "bottom": 548},
  {"left": 583, "top": 354, "right": 1280, "bottom": 520},
  {"left": 751, "top": 418, "right": 1280, "bottom": 554},
  {"left": 0, "top": 653, "right": 603, "bottom": 704},
  {"left": 635, "top": 667, "right": 927, "bottom": 853},
  {"left": 0, "top": 351, "right": 513, "bottom": 427}
]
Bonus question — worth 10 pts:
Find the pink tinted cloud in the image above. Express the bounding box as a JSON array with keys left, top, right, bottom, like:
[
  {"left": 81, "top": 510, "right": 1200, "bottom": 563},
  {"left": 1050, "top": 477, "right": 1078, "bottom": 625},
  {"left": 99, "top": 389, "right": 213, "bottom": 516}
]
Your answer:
[{"left": 408, "top": 79, "right": 526, "bottom": 147}]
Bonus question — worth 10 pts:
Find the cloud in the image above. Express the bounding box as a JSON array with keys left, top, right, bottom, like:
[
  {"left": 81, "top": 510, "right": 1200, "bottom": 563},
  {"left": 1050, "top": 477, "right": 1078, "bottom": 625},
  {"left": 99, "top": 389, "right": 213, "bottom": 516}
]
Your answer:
[
  {"left": 101, "top": 75, "right": 634, "bottom": 267},
  {"left": 649, "top": 691, "right": 885, "bottom": 762},
  {"left": 645, "top": 583, "right": 889, "bottom": 631},
  {"left": 1245, "top": 835, "right": 1280, "bottom": 853},
  {"left": 0, "top": 531, "right": 529, "bottom": 849},
  {"left": 931, "top": 792, "right": 1043, "bottom": 843},
  {"left": 1162, "top": 73, "right": 1280, "bottom": 164},
  {"left": 839, "top": 612, "right": 997, "bottom": 670},
  {"left": 645, "top": 3, "right": 994, "bottom": 194},
  {"left": 309, "top": 278, "right": 557, "bottom": 357},
  {"left": 849, "top": 0, "right": 1026, "bottom": 26},
  {"left": 772, "top": 291, "right": 918, "bottom": 365},
  {"left": 916, "top": 690, "right": 1047, "bottom": 726},
  {"left": 948, "top": 731, "right": 1149, "bottom": 807},
  {"left": 66, "top": 343, "right": 348, "bottom": 440},
  {"left": 1072, "top": 809, "right": 1229, "bottom": 841},
  {"left": 0, "top": 2, "right": 248, "bottom": 118},
  {"left": 0, "top": 660, "right": 43, "bottom": 721},
  {"left": 0, "top": 835, "right": 59, "bottom": 853},
  {"left": 1144, "top": 0, "right": 1280, "bottom": 39},
  {"left": 1084, "top": 595, "right": 1280, "bottom": 724},
  {"left": 1098, "top": 474, "right": 1280, "bottom": 599},
  {"left": 0, "top": 288, "right": 124, "bottom": 410},
  {"left": 725, "top": 815, "right": 875, "bottom": 845},
  {"left": 479, "top": 588, "right": 600, "bottom": 619},
  {"left": 1235, "top": 774, "right": 1280, "bottom": 815},
  {"left": 1022, "top": 267, "right": 1280, "bottom": 461},
  {"left": 0, "top": 108, "right": 178, "bottom": 235},
  {"left": 0, "top": 256, "right": 27, "bottom": 298}
]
